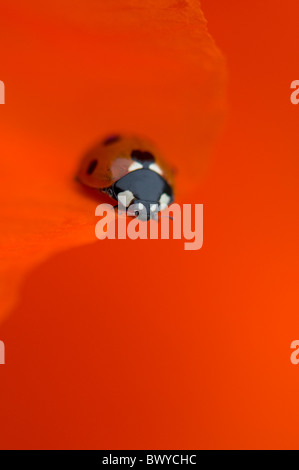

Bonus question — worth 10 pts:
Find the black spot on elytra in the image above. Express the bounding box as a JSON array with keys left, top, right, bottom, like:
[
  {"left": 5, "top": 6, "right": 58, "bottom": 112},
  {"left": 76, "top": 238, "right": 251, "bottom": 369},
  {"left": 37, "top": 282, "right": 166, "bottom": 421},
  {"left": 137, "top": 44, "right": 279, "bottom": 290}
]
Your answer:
[
  {"left": 87, "top": 159, "right": 98, "bottom": 175},
  {"left": 103, "top": 135, "right": 121, "bottom": 145},
  {"left": 131, "top": 150, "right": 155, "bottom": 163}
]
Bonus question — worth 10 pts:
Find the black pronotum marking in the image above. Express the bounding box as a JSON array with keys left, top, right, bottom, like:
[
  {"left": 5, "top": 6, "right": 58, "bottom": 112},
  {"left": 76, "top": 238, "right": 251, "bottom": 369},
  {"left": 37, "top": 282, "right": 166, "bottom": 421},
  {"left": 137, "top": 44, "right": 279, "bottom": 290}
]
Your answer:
[
  {"left": 113, "top": 169, "right": 172, "bottom": 204},
  {"left": 87, "top": 159, "right": 98, "bottom": 175},
  {"left": 112, "top": 169, "right": 173, "bottom": 220}
]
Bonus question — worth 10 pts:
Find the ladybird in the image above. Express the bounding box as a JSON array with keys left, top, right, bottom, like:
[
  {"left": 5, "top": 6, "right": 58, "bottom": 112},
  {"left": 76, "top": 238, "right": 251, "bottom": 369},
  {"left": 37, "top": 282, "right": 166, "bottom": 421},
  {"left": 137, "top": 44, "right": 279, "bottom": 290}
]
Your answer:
[{"left": 77, "top": 134, "right": 175, "bottom": 221}]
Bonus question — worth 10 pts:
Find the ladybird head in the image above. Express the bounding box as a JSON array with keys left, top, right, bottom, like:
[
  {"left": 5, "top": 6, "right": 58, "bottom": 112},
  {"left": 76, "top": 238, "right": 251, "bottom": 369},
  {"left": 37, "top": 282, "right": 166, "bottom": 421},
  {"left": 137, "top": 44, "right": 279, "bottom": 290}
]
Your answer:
[{"left": 126, "top": 200, "right": 159, "bottom": 221}]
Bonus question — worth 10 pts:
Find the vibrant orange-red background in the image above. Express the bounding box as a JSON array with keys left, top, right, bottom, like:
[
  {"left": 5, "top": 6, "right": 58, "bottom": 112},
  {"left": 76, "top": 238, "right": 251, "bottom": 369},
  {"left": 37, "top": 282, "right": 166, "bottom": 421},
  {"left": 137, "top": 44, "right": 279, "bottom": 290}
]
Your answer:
[{"left": 1, "top": 0, "right": 299, "bottom": 449}]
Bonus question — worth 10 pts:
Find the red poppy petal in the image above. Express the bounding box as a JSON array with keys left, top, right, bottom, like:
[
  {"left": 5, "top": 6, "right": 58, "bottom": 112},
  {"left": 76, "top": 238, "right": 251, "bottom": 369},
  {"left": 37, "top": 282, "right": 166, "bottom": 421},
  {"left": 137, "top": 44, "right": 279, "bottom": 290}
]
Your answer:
[{"left": 0, "top": 0, "right": 226, "bottom": 320}]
